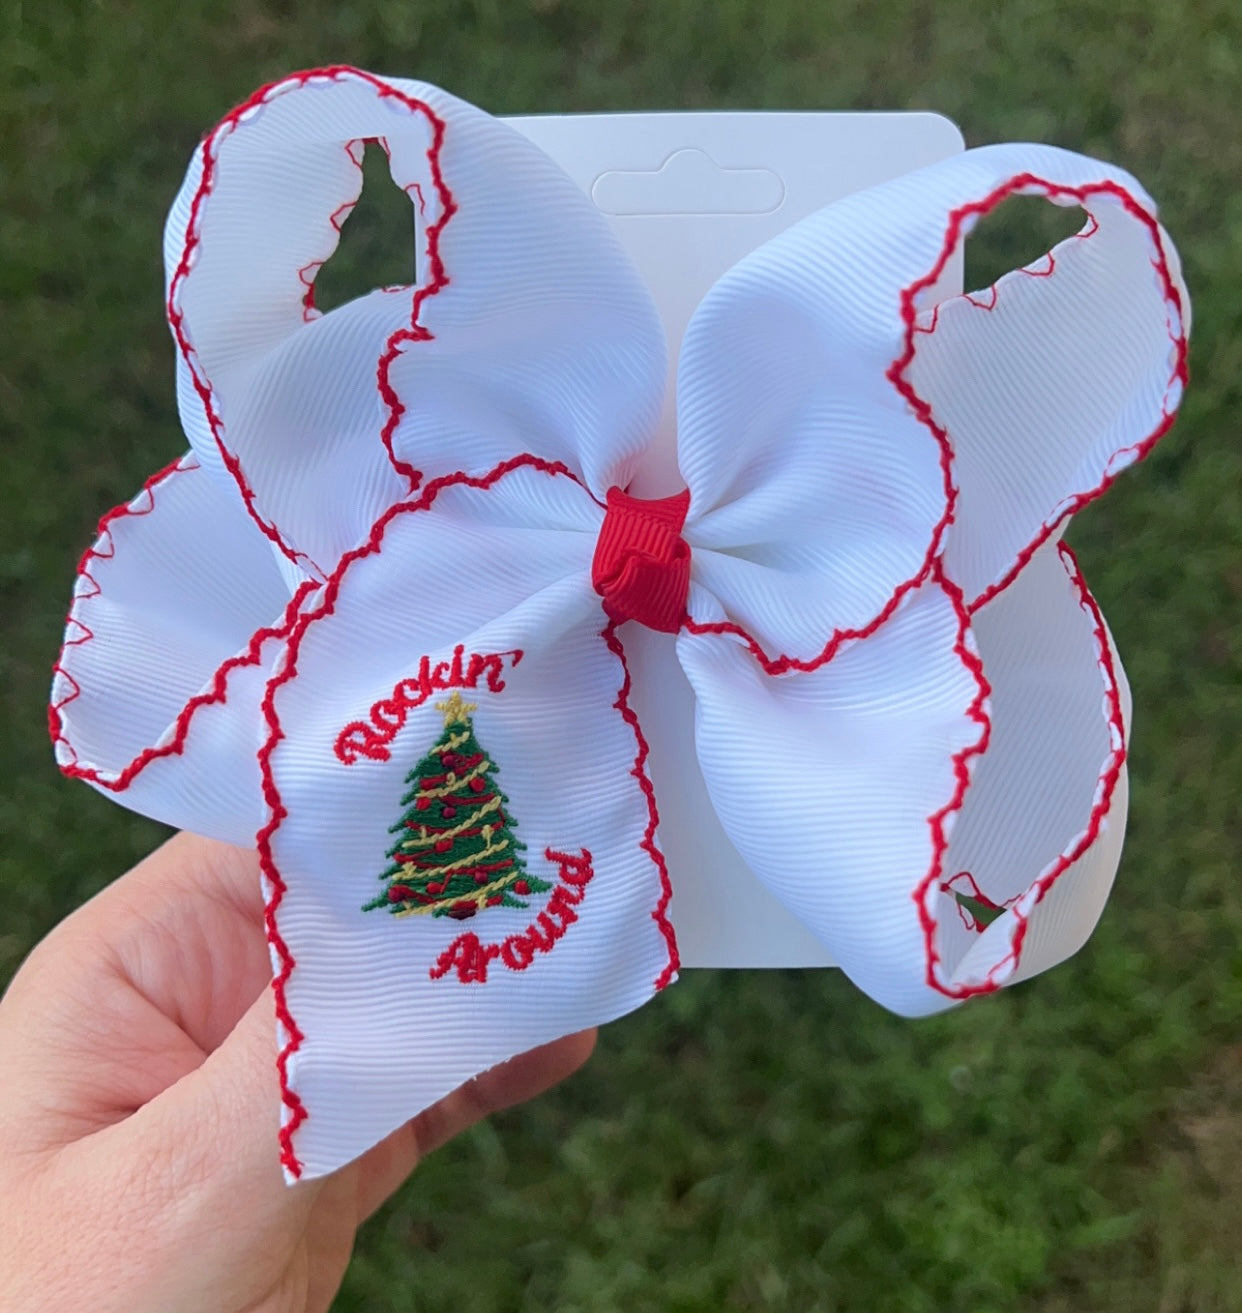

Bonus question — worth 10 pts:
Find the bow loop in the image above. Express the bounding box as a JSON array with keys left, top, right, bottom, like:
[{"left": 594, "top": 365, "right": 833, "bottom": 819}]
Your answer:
[
  {"left": 591, "top": 488, "right": 691, "bottom": 633},
  {"left": 164, "top": 68, "right": 666, "bottom": 577}
]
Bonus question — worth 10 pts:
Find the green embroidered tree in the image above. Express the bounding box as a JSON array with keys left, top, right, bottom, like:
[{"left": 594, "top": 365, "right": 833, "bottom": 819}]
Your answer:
[{"left": 363, "top": 691, "right": 551, "bottom": 921}]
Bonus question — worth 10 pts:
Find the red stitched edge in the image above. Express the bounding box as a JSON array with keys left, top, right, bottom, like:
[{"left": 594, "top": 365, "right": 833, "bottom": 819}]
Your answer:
[
  {"left": 166, "top": 66, "right": 457, "bottom": 574},
  {"left": 681, "top": 170, "right": 1187, "bottom": 665},
  {"left": 48, "top": 455, "right": 189, "bottom": 762},
  {"left": 896, "top": 173, "right": 1187, "bottom": 617},
  {"left": 295, "top": 138, "right": 365, "bottom": 322},
  {"left": 47, "top": 456, "right": 316, "bottom": 792},
  {"left": 373, "top": 102, "right": 457, "bottom": 489},
  {"left": 914, "top": 543, "right": 1126, "bottom": 1000},
  {"left": 296, "top": 136, "right": 419, "bottom": 314},
  {"left": 679, "top": 434, "right": 954, "bottom": 675},
  {"left": 911, "top": 559, "right": 994, "bottom": 998},
  {"left": 941, "top": 869, "right": 1013, "bottom": 932},
  {"left": 601, "top": 620, "right": 680, "bottom": 990},
  {"left": 255, "top": 452, "right": 676, "bottom": 1175}
]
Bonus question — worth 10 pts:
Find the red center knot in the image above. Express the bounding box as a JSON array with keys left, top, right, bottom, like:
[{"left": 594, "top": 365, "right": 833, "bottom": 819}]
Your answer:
[{"left": 591, "top": 487, "right": 692, "bottom": 633}]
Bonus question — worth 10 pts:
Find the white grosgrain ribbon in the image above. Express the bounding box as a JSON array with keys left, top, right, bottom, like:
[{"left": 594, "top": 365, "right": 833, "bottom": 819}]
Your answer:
[{"left": 49, "top": 67, "right": 1190, "bottom": 1181}]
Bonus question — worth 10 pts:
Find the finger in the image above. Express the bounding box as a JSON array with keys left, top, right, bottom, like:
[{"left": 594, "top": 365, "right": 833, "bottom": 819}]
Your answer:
[
  {"left": 0, "top": 834, "right": 274, "bottom": 1141},
  {"left": 300, "top": 1043, "right": 603, "bottom": 1313},
  {"left": 353, "top": 1027, "right": 597, "bottom": 1223},
  {"left": 100, "top": 835, "right": 272, "bottom": 1054},
  {"left": 0, "top": 842, "right": 243, "bottom": 1142},
  {"left": 4, "top": 833, "right": 260, "bottom": 1025},
  {"left": 42, "top": 989, "right": 327, "bottom": 1311},
  {"left": 11, "top": 832, "right": 268, "bottom": 1040},
  {"left": 412, "top": 1027, "right": 598, "bottom": 1157},
  {"left": 115, "top": 1000, "right": 592, "bottom": 1231},
  {"left": 99, "top": 985, "right": 325, "bottom": 1241},
  {"left": 84, "top": 831, "right": 265, "bottom": 926}
]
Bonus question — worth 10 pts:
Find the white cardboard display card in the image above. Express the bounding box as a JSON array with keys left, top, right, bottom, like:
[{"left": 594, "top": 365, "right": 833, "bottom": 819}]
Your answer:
[{"left": 504, "top": 111, "right": 965, "bottom": 967}]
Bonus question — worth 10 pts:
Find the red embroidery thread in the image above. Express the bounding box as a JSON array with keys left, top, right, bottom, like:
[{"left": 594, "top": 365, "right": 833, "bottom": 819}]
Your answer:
[
  {"left": 257, "top": 453, "right": 685, "bottom": 1171},
  {"left": 899, "top": 175, "right": 1178, "bottom": 999},
  {"left": 681, "top": 170, "right": 1188, "bottom": 671},
  {"left": 602, "top": 618, "right": 680, "bottom": 990},
  {"left": 48, "top": 456, "right": 320, "bottom": 792},
  {"left": 890, "top": 172, "right": 1189, "bottom": 617},
  {"left": 429, "top": 847, "right": 594, "bottom": 983},
  {"left": 942, "top": 870, "right": 1009, "bottom": 932},
  {"left": 295, "top": 136, "right": 365, "bottom": 322},
  {"left": 363, "top": 691, "right": 550, "bottom": 918},
  {"left": 335, "top": 645, "right": 524, "bottom": 763},
  {"left": 913, "top": 544, "right": 1126, "bottom": 1000},
  {"left": 166, "top": 66, "right": 458, "bottom": 575},
  {"left": 911, "top": 558, "right": 994, "bottom": 998}
]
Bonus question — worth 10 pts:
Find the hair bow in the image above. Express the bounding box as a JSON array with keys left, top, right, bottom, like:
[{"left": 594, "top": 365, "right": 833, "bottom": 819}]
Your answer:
[{"left": 49, "top": 67, "right": 1189, "bottom": 1180}]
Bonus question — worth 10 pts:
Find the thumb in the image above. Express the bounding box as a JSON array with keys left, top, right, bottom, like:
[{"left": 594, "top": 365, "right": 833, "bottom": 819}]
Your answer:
[
  {"left": 117, "top": 984, "right": 325, "bottom": 1232},
  {"left": 41, "top": 988, "right": 326, "bottom": 1313}
]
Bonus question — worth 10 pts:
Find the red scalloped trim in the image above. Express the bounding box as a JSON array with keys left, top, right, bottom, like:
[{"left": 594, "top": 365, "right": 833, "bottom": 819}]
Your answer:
[
  {"left": 294, "top": 135, "right": 422, "bottom": 315},
  {"left": 679, "top": 440, "right": 954, "bottom": 675},
  {"left": 915, "top": 543, "right": 1126, "bottom": 1000},
  {"left": 368, "top": 101, "right": 456, "bottom": 489},
  {"left": 911, "top": 559, "right": 994, "bottom": 997},
  {"left": 255, "top": 451, "right": 676, "bottom": 1175},
  {"left": 894, "top": 173, "right": 1188, "bottom": 616},
  {"left": 681, "top": 170, "right": 1187, "bottom": 671},
  {"left": 48, "top": 456, "right": 188, "bottom": 760},
  {"left": 48, "top": 456, "right": 317, "bottom": 791},
  {"left": 166, "top": 67, "right": 457, "bottom": 575},
  {"left": 941, "top": 870, "right": 1013, "bottom": 932},
  {"left": 601, "top": 620, "right": 680, "bottom": 990},
  {"left": 295, "top": 138, "right": 365, "bottom": 323}
]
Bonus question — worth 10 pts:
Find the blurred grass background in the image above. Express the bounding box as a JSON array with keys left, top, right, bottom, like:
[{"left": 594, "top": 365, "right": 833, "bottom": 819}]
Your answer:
[{"left": 2, "top": 1, "right": 1240, "bottom": 1309}]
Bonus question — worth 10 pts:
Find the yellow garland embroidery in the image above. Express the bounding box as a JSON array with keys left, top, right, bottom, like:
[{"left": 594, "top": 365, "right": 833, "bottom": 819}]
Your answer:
[{"left": 362, "top": 693, "right": 553, "bottom": 921}]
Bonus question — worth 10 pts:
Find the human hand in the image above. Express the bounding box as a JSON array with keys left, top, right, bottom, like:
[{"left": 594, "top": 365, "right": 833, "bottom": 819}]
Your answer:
[{"left": 0, "top": 833, "right": 595, "bottom": 1312}]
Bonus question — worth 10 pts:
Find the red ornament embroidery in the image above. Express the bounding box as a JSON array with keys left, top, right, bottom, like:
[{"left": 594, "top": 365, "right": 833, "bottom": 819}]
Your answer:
[{"left": 362, "top": 692, "right": 552, "bottom": 920}]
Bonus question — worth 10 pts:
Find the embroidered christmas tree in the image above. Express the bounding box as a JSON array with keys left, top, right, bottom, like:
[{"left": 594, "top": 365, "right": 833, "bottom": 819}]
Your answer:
[{"left": 363, "top": 691, "right": 551, "bottom": 921}]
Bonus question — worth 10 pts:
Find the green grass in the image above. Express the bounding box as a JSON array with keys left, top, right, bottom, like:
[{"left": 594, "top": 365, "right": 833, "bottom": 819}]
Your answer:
[{"left": 2, "top": 1, "right": 1240, "bottom": 1308}]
